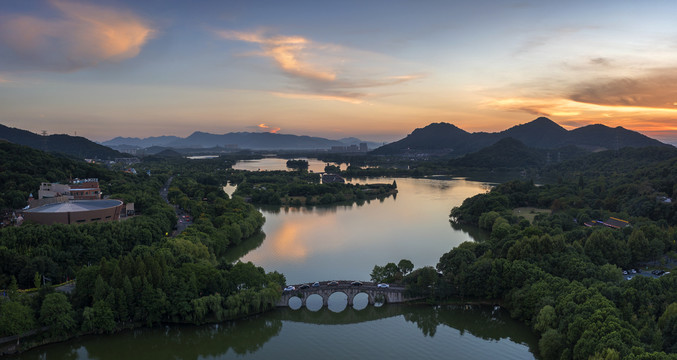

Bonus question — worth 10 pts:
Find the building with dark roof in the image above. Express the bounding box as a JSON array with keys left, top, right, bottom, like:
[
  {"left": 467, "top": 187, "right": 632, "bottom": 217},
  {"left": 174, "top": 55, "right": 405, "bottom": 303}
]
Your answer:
[{"left": 322, "top": 173, "right": 345, "bottom": 184}]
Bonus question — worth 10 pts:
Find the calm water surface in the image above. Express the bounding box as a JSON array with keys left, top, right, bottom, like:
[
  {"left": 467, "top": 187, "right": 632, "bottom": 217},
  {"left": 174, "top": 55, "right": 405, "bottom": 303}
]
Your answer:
[
  {"left": 14, "top": 306, "right": 537, "bottom": 360},
  {"left": 15, "top": 159, "right": 539, "bottom": 359},
  {"left": 234, "top": 175, "right": 492, "bottom": 284},
  {"left": 232, "top": 158, "right": 345, "bottom": 173}
]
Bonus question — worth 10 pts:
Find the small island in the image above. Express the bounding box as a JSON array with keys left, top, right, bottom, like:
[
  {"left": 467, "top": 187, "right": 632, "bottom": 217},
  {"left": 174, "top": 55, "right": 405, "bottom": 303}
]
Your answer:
[
  {"left": 229, "top": 170, "right": 397, "bottom": 206},
  {"left": 285, "top": 159, "right": 309, "bottom": 171}
]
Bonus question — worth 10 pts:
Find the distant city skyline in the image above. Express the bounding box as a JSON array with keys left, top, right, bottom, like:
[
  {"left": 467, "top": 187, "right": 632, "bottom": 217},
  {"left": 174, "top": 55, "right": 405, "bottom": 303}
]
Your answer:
[{"left": 1, "top": 0, "right": 677, "bottom": 145}]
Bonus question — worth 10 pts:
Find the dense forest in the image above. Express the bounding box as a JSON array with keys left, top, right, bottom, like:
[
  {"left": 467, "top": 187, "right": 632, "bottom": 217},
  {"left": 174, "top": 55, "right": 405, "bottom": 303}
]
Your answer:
[
  {"left": 0, "top": 144, "right": 283, "bottom": 352},
  {"left": 391, "top": 146, "right": 677, "bottom": 359}
]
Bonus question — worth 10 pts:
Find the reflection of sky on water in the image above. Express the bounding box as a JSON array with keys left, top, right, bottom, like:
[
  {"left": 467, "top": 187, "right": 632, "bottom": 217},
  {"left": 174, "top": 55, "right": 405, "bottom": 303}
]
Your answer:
[
  {"left": 240, "top": 176, "right": 491, "bottom": 284},
  {"left": 232, "top": 158, "right": 346, "bottom": 173}
]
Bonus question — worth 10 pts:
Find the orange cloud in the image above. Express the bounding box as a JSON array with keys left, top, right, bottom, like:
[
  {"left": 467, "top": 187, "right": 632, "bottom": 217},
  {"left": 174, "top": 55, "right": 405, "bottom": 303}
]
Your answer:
[
  {"left": 271, "top": 91, "right": 365, "bottom": 104},
  {"left": 0, "top": 0, "right": 154, "bottom": 71},
  {"left": 257, "top": 123, "right": 281, "bottom": 133},
  {"left": 484, "top": 96, "right": 677, "bottom": 141},
  {"left": 216, "top": 29, "right": 422, "bottom": 104},
  {"left": 216, "top": 30, "right": 335, "bottom": 82},
  {"left": 569, "top": 69, "right": 677, "bottom": 109}
]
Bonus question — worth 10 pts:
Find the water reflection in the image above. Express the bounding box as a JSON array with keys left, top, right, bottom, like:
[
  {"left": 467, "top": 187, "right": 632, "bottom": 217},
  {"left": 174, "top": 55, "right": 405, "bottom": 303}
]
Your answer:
[
  {"left": 221, "top": 232, "right": 265, "bottom": 263},
  {"left": 14, "top": 306, "right": 537, "bottom": 360},
  {"left": 232, "top": 158, "right": 346, "bottom": 173},
  {"left": 450, "top": 221, "right": 491, "bottom": 243},
  {"left": 243, "top": 177, "right": 492, "bottom": 284}
]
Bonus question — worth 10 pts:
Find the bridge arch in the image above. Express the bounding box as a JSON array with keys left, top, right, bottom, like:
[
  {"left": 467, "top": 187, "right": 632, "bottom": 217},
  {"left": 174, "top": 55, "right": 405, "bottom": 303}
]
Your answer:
[
  {"left": 327, "top": 291, "right": 348, "bottom": 312},
  {"left": 305, "top": 294, "right": 323, "bottom": 311},
  {"left": 288, "top": 296, "right": 303, "bottom": 310},
  {"left": 352, "top": 292, "right": 370, "bottom": 310}
]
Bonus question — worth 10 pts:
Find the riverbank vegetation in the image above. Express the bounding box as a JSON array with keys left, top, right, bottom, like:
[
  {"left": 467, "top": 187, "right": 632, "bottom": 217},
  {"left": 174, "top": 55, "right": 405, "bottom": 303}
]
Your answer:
[{"left": 397, "top": 146, "right": 677, "bottom": 359}]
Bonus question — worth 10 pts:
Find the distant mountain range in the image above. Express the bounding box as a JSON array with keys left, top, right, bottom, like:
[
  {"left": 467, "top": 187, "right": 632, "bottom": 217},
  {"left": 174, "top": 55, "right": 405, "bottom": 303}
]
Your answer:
[
  {"left": 2, "top": 117, "right": 667, "bottom": 160},
  {"left": 0, "top": 124, "right": 122, "bottom": 160},
  {"left": 371, "top": 117, "right": 669, "bottom": 156},
  {"left": 102, "top": 132, "right": 381, "bottom": 151}
]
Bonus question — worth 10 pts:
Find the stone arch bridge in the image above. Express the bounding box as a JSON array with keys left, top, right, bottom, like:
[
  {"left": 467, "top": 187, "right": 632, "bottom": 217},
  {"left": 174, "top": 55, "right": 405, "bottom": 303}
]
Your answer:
[{"left": 277, "top": 281, "right": 419, "bottom": 308}]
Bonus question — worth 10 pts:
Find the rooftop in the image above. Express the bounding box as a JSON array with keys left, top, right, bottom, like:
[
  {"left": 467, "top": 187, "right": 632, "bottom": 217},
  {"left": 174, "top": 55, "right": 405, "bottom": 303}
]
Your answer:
[{"left": 25, "top": 200, "right": 122, "bottom": 213}]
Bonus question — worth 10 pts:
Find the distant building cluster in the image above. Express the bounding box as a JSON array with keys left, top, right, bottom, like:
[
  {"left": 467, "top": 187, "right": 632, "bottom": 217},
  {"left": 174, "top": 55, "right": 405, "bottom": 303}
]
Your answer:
[
  {"left": 115, "top": 157, "right": 140, "bottom": 165},
  {"left": 330, "top": 143, "right": 368, "bottom": 153}
]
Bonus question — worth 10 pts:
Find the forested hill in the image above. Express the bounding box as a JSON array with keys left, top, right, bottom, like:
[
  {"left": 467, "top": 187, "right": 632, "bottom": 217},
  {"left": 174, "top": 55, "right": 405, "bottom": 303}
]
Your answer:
[
  {"left": 0, "top": 123, "right": 122, "bottom": 160},
  {"left": 372, "top": 117, "right": 669, "bottom": 156},
  {"left": 545, "top": 145, "right": 677, "bottom": 182},
  {"left": 447, "top": 137, "right": 588, "bottom": 169},
  {"left": 0, "top": 141, "right": 114, "bottom": 209}
]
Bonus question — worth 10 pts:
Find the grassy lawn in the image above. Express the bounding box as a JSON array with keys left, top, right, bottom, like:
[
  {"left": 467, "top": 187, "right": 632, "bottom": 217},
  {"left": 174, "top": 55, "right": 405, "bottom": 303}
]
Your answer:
[{"left": 513, "top": 207, "right": 551, "bottom": 223}]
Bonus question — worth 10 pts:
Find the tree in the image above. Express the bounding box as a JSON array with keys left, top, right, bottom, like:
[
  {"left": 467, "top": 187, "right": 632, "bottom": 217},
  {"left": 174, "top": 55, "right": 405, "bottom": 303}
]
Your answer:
[
  {"left": 628, "top": 229, "right": 649, "bottom": 262},
  {"left": 383, "top": 262, "right": 402, "bottom": 283},
  {"left": 658, "top": 303, "right": 677, "bottom": 352},
  {"left": 370, "top": 265, "right": 386, "bottom": 283},
  {"left": 479, "top": 211, "right": 501, "bottom": 230},
  {"left": 40, "top": 293, "right": 75, "bottom": 336},
  {"left": 437, "top": 247, "right": 476, "bottom": 275},
  {"left": 33, "top": 271, "right": 41, "bottom": 289},
  {"left": 0, "top": 300, "right": 36, "bottom": 345},
  {"left": 539, "top": 329, "right": 565, "bottom": 360},
  {"left": 82, "top": 300, "right": 116, "bottom": 334},
  {"left": 397, "top": 259, "right": 414, "bottom": 276},
  {"left": 534, "top": 305, "right": 556, "bottom": 332},
  {"left": 404, "top": 266, "right": 438, "bottom": 298},
  {"left": 590, "top": 348, "right": 621, "bottom": 360}
]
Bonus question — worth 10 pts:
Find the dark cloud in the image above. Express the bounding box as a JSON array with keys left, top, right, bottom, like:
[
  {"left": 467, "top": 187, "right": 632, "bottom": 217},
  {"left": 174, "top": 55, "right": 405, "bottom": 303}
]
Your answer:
[{"left": 589, "top": 57, "right": 612, "bottom": 67}]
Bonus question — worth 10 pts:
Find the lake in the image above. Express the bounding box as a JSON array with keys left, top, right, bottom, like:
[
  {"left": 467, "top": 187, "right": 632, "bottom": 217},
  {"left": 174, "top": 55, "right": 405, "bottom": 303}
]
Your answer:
[
  {"left": 232, "top": 157, "right": 345, "bottom": 173},
  {"left": 232, "top": 176, "right": 493, "bottom": 285}
]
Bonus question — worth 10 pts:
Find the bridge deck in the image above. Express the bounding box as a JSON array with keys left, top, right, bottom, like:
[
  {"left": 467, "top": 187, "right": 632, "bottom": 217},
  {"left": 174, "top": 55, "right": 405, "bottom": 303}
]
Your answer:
[{"left": 277, "top": 281, "right": 412, "bottom": 308}]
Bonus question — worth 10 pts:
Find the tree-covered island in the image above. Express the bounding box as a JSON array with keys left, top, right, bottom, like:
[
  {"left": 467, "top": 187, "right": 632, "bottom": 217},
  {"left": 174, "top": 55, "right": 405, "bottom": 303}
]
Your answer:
[{"left": 228, "top": 170, "right": 397, "bottom": 206}]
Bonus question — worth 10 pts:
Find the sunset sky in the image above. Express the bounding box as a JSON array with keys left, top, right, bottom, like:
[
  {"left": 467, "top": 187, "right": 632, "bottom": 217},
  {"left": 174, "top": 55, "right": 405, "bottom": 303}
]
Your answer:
[{"left": 1, "top": 0, "right": 677, "bottom": 144}]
